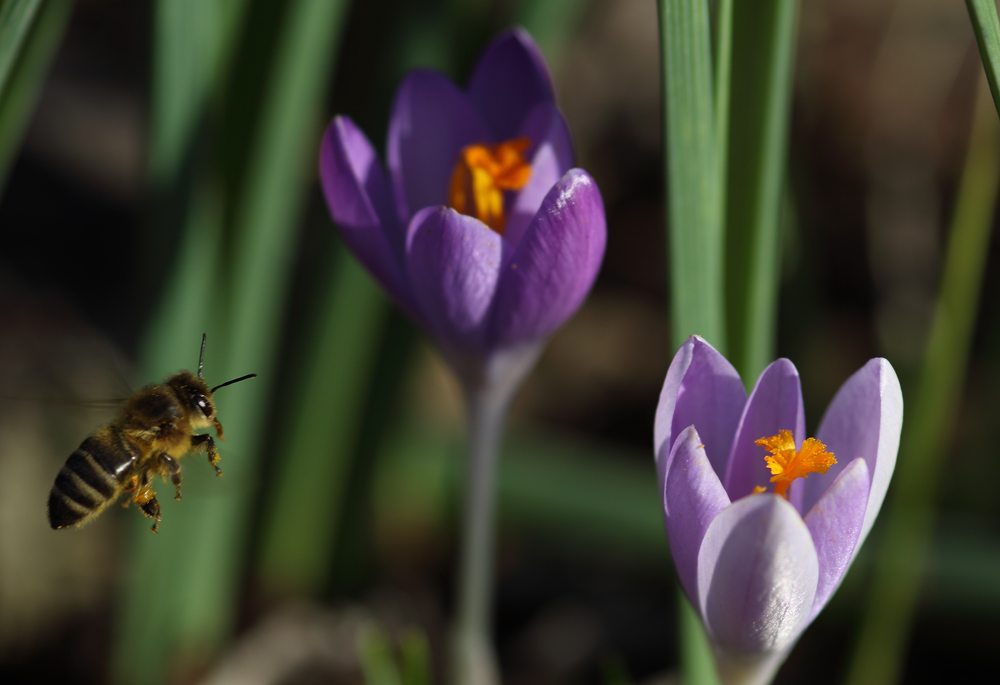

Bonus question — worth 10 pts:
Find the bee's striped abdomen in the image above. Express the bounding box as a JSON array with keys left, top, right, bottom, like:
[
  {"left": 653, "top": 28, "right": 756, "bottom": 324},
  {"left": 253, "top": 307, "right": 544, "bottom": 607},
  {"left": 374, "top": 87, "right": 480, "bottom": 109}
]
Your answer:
[{"left": 48, "top": 433, "right": 136, "bottom": 529}]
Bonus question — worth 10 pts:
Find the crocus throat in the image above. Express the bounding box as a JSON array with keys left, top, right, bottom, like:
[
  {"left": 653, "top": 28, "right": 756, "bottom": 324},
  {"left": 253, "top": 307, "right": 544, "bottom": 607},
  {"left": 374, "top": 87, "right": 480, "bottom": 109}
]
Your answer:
[
  {"left": 754, "top": 430, "right": 837, "bottom": 499},
  {"left": 448, "top": 137, "right": 532, "bottom": 234}
]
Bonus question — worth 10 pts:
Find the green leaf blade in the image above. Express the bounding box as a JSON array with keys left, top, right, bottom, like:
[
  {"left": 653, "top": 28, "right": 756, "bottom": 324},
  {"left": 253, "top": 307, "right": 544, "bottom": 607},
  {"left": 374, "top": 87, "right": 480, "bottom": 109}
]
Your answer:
[{"left": 660, "top": 0, "right": 725, "bottom": 351}]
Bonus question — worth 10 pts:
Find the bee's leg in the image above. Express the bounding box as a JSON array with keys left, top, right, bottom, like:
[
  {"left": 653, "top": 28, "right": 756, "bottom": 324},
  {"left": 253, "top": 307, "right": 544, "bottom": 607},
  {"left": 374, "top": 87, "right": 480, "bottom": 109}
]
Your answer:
[
  {"left": 158, "top": 454, "right": 183, "bottom": 500},
  {"left": 139, "top": 496, "right": 162, "bottom": 533},
  {"left": 192, "top": 434, "right": 222, "bottom": 477},
  {"left": 133, "top": 470, "right": 162, "bottom": 533}
]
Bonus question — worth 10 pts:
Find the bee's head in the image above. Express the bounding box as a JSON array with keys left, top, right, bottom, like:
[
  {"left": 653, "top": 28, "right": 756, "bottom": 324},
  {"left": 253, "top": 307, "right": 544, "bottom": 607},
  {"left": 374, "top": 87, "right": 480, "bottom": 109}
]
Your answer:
[{"left": 167, "top": 371, "right": 216, "bottom": 424}]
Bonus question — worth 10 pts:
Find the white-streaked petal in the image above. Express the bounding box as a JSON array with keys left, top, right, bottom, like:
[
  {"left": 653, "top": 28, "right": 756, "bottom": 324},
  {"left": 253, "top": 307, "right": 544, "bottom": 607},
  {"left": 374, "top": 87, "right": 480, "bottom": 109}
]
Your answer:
[{"left": 698, "top": 494, "right": 818, "bottom": 655}]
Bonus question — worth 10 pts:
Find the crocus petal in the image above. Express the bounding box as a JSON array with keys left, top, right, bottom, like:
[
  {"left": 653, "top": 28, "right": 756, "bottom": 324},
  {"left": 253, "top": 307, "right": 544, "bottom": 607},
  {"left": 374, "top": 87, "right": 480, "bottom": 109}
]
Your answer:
[
  {"left": 724, "top": 359, "right": 806, "bottom": 507},
  {"left": 466, "top": 27, "right": 555, "bottom": 140},
  {"left": 387, "top": 70, "right": 490, "bottom": 224},
  {"left": 503, "top": 103, "right": 575, "bottom": 248},
  {"left": 320, "top": 116, "right": 412, "bottom": 311},
  {"left": 664, "top": 426, "right": 732, "bottom": 606},
  {"left": 487, "top": 169, "right": 606, "bottom": 349},
  {"left": 698, "top": 494, "right": 818, "bottom": 655},
  {"left": 654, "top": 336, "right": 746, "bottom": 488},
  {"left": 406, "top": 207, "right": 504, "bottom": 354},
  {"left": 808, "top": 358, "right": 903, "bottom": 552},
  {"left": 804, "top": 457, "right": 870, "bottom": 620}
]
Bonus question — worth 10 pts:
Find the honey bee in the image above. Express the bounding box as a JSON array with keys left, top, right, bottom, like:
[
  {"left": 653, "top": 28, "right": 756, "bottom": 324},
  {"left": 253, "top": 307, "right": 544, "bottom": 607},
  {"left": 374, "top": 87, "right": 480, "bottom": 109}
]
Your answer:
[{"left": 47, "top": 335, "right": 256, "bottom": 533}]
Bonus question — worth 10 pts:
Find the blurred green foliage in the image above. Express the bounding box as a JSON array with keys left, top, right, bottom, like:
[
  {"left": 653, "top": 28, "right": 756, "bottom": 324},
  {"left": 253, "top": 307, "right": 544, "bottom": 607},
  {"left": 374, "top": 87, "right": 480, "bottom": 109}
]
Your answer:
[
  {"left": 360, "top": 625, "right": 433, "bottom": 685},
  {"left": 116, "top": 0, "right": 353, "bottom": 680},
  {"left": 0, "top": 0, "right": 43, "bottom": 97},
  {"left": 0, "top": 0, "right": 73, "bottom": 190},
  {"left": 845, "top": 46, "right": 1000, "bottom": 685}
]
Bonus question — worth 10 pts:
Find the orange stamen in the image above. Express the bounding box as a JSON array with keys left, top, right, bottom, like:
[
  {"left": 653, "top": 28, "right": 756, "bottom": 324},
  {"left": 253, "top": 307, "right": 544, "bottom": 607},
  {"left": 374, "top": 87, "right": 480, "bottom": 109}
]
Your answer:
[
  {"left": 448, "top": 137, "right": 532, "bottom": 234},
  {"left": 754, "top": 430, "right": 837, "bottom": 499}
]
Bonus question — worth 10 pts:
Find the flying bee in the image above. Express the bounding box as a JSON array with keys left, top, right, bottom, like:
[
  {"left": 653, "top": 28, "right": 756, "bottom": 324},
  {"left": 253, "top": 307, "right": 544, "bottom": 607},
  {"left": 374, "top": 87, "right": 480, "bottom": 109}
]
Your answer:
[{"left": 47, "top": 335, "right": 256, "bottom": 533}]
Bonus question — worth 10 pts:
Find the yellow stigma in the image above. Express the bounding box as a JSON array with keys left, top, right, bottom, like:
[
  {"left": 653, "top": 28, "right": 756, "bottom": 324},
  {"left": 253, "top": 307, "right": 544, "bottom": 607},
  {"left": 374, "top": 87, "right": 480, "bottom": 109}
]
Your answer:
[
  {"left": 754, "top": 430, "right": 837, "bottom": 499},
  {"left": 448, "top": 137, "right": 532, "bottom": 234}
]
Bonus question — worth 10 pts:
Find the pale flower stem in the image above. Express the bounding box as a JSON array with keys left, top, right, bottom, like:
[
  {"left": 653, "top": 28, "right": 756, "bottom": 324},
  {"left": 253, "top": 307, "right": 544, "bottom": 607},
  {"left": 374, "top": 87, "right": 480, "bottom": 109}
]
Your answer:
[
  {"left": 449, "top": 384, "right": 512, "bottom": 685},
  {"left": 714, "top": 648, "right": 786, "bottom": 685}
]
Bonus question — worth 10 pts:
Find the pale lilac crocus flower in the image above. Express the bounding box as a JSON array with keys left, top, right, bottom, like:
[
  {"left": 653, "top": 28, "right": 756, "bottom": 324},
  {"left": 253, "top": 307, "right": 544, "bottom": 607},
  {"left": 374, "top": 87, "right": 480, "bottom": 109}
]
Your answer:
[{"left": 655, "top": 336, "right": 903, "bottom": 685}]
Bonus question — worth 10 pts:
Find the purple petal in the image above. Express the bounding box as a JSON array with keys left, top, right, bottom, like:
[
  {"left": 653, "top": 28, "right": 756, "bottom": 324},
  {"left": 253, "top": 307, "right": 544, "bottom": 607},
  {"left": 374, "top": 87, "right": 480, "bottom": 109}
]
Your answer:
[
  {"left": 804, "top": 457, "right": 870, "bottom": 621},
  {"left": 698, "top": 494, "right": 818, "bottom": 654},
  {"left": 487, "top": 169, "right": 606, "bottom": 349},
  {"left": 466, "top": 27, "right": 555, "bottom": 140},
  {"left": 808, "top": 358, "right": 903, "bottom": 550},
  {"left": 503, "top": 103, "right": 575, "bottom": 248},
  {"left": 723, "top": 359, "right": 806, "bottom": 507},
  {"left": 320, "top": 116, "right": 412, "bottom": 311},
  {"left": 387, "top": 70, "right": 490, "bottom": 224},
  {"left": 654, "top": 337, "right": 746, "bottom": 489},
  {"left": 663, "top": 426, "right": 731, "bottom": 607},
  {"left": 405, "top": 207, "right": 505, "bottom": 354}
]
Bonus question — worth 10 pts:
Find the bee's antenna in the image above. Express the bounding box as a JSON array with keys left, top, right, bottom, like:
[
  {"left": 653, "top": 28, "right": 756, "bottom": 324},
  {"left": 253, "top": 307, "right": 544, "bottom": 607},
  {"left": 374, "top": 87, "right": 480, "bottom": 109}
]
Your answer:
[
  {"left": 198, "top": 334, "right": 207, "bottom": 379},
  {"left": 211, "top": 374, "right": 257, "bottom": 393}
]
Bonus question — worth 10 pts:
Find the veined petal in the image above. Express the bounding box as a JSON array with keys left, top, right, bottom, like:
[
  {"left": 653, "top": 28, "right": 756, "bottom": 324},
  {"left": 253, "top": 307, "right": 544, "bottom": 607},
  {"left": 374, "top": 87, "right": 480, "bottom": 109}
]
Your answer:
[
  {"left": 387, "top": 70, "right": 490, "bottom": 224},
  {"left": 724, "top": 359, "right": 806, "bottom": 507},
  {"left": 320, "top": 116, "right": 412, "bottom": 311},
  {"left": 809, "top": 358, "right": 903, "bottom": 552},
  {"left": 654, "top": 336, "right": 746, "bottom": 490},
  {"left": 664, "top": 426, "right": 731, "bottom": 606},
  {"left": 698, "top": 494, "right": 818, "bottom": 655},
  {"left": 467, "top": 27, "right": 555, "bottom": 140},
  {"left": 406, "top": 207, "right": 504, "bottom": 354},
  {"left": 804, "top": 457, "right": 870, "bottom": 621},
  {"left": 504, "top": 103, "right": 575, "bottom": 248},
  {"left": 488, "top": 169, "right": 606, "bottom": 349}
]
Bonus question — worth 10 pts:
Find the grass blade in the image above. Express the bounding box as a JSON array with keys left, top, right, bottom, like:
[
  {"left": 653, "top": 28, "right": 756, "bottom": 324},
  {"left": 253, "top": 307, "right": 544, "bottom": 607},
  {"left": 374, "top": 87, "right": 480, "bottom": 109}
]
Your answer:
[
  {"left": 149, "top": 0, "right": 247, "bottom": 183},
  {"left": 257, "top": 248, "right": 388, "bottom": 596},
  {"left": 112, "top": 0, "right": 249, "bottom": 679},
  {"left": 844, "top": 70, "right": 1000, "bottom": 685},
  {"left": 0, "top": 0, "right": 72, "bottom": 192},
  {"left": 112, "top": 177, "right": 228, "bottom": 685},
  {"left": 659, "top": 0, "right": 725, "bottom": 351},
  {"left": 969, "top": 0, "right": 1000, "bottom": 113},
  {"left": 714, "top": 0, "right": 732, "bottom": 227},
  {"left": 359, "top": 625, "right": 402, "bottom": 685},
  {"left": 723, "top": 0, "right": 798, "bottom": 383},
  {"left": 0, "top": 0, "right": 42, "bottom": 99},
  {"left": 163, "top": 0, "right": 352, "bottom": 666},
  {"left": 399, "top": 628, "right": 433, "bottom": 685}
]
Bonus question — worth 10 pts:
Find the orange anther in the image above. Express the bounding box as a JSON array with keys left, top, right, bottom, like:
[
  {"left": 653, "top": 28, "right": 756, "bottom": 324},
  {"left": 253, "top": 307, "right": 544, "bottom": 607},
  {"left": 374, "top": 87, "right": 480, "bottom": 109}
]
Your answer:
[
  {"left": 448, "top": 137, "right": 532, "bottom": 234},
  {"left": 755, "top": 430, "right": 837, "bottom": 499}
]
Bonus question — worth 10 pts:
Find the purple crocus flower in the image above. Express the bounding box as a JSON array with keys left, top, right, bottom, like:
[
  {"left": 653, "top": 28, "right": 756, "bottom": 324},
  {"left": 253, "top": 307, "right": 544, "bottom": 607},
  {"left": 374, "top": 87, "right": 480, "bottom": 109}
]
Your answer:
[
  {"left": 319, "top": 28, "right": 606, "bottom": 391},
  {"left": 655, "top": 336, "right": 902, "bottom": 684}
]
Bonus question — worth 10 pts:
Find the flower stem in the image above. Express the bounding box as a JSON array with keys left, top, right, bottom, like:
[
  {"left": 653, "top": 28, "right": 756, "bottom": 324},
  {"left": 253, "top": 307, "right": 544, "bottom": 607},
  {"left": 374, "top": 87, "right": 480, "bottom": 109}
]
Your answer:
[{"left": 450, "top": 384, "right": 512, "bottom": 685}]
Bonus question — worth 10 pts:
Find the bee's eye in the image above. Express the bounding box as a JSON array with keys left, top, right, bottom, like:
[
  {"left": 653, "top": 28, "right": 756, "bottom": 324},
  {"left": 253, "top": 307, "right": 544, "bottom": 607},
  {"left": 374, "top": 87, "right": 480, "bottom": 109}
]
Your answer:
[{"left": 190, "top": 393, "right": 211, "bottom": 417}]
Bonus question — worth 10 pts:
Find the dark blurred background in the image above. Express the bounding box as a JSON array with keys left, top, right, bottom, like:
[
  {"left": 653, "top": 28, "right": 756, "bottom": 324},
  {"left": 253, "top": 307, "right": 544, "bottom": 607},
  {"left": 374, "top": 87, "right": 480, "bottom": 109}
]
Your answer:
[{"left": 0, "top": 0, "right": 997, "bottom": 684}]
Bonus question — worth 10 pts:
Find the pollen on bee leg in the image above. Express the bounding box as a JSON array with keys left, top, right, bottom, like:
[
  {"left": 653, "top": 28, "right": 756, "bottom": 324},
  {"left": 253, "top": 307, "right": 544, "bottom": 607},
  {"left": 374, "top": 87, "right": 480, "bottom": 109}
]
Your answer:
[
  {"left": 754, "top": 429, "right": 837, "bottom": 499},
  {"left": 133, "top": 483, "right": 155, "bottom": 505}
]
